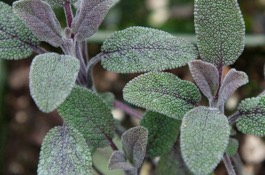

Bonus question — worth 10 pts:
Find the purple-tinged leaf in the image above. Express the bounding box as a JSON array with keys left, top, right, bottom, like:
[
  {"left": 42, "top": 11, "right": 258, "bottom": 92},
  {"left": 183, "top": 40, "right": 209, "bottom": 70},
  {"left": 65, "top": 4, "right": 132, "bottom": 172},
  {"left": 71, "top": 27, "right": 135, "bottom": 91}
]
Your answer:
[
  {"left": 43, "top": 0, "right": 78, "bottom": 7},
  {"left": 108, "top": 151, "right": 135, "bottom": 171},
  {"left": 13, "top": 0, "right": 63, "bottom": 47}
]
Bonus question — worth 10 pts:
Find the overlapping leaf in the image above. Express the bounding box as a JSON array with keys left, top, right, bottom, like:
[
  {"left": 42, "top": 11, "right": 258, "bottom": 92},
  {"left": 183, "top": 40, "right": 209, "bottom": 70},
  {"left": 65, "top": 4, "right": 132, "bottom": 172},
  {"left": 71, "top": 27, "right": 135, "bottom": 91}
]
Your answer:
[
  {"left": 101, "top": 27, "right": 198, "bottom": 73},
  {"left": 58, "top": 86, "right": 115, "bottom": 148},
  {"left": 123, "top": 72, "right": 201, "bottom": 120},
  {"left": 13, "top": 0, "right": 63, "bottom": 47},
  {"left": 195, "top": 0, "right": 245, "bottom": 65},
  {"left": 43, "top": 0, "right": 78, "bottom": 7},
  {"left": 38, "top": 125, "right": 92, "bottom": 175},
  {"left": 180, "top": 107, "right": 230, "bottom": 175},
  {"left": 226, "top": 138, "right": 239, "bottom": 156},
  {"left": 29, "top": 53, "right": 80, "bottom": 113},
  {"left": 0, "top": 1, "right": 38, "bottom": 59},
  {"left": 108, "top": 151, "right": 135, "bottom": 171}
]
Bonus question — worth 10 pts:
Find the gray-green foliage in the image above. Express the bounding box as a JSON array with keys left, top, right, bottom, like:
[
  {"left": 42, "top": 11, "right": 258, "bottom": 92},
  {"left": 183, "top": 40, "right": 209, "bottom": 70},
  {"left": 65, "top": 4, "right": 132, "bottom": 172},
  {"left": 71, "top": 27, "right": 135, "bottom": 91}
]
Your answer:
[
  {"left": 29, "top": 53, "right": 80, "bottom": 113},
  {"left": 123, "top": 72, "right": 201, "bottom": 119},
  {"left": 58, "top": 85, "right": 115, "bottom": 148},
  {"left": 195, "top": 0, "right": 245, "bottom": 66},
  {"left": 0, "top": 1, "right": 38, "bottom": 59},
  {"left": 181, "top": 107, "right": 230, "bottom": 175},
  {"left": 101, "top": 27, "right": 198, "bottom": 73},
  {"left": 108, "top": 150, "right": 134, "bottom": 170},
  {"left": 43, "top": 0, "right": 78, "bottom": 7},
  {"left": 226, "top": 138, "right": 239, "bottom": 157},
  {"left": 140, "top": 111, "right": 181, "bottom": 157},
  {"left": 38, "top": 125, "right": 92, "bottom": 175}
]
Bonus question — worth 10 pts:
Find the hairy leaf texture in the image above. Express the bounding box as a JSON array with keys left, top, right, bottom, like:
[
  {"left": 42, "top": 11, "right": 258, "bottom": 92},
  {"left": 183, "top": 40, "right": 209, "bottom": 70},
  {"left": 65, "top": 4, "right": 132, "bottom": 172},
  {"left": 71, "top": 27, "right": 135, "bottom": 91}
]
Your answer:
[
  {"left": 101, "top": 27, "right": 198, "bottom": 73},
  {"left": 195, "top": 0, "right": 245, "bottom": 66},
  {"left": 140, "top": 111, "right": 181, "bottom": 157},
  {"left": 123, "top": 72, "right": 201, "bottom": 120},
  {"left": 108, "top": 150, "right": 135, "bottom": 171},
  {"left": 43, "top": 0, "right": 78, "bottom": 7},
  {"left": 72, "top": 0, "right": 118, "bottom": 41},
  {"left": 13, "top": 0, "right": 63, "bottom": 47},
  {"left": 181, "top": 107, "right": 230, "bottom": 175},
  {"left": 58, "top": 86, "right": 115, "bottom": 148},
  {"left": 236, "top": 96, "right": 265, "bottom": 136},
  {"left": 0, "top": 1, "right": 38, "bottom": 59},
  {"left": 38, "top": 125, "right": 92, "bottom": 175},
  {"left": 226, "top": 138, "right": 239, "bottom": 157},
  {"left": 29, "top": 53, "right": 80, "bottom": 113}
]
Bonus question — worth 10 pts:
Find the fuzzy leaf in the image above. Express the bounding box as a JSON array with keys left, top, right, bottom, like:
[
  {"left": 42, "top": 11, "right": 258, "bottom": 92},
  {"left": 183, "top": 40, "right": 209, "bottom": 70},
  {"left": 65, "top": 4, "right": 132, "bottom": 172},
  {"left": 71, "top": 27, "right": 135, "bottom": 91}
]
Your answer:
[
  {"left": 121, "top": 126, "right": 148, "bottom": 168},
  {"left": 195, "top": 0, "right": 245, "bottom": 65},
  {"left": 13, "top": 0, "right": 63, "bottom": 47},
  {"left": 180, "top": 107, "right": 230, "bottom": 175},
  {"left": 0, "top": 2, "right": 38, "bottom": 59},
  {"left": 140, "top": 111, "right": 181, "bottom": 157},
  {"left": 43, "top": 0, "right": 78, "bottom": 7},
  {"left": 38, "top": 125, "right": 92, "bottom": 175},
  {"left": 29, "top": 53, "right": 80, "bottom": 113},
  {"left": 99, "top": 92, "right": 115, "bottom": 107},
  {"left": 123, "top": 72, "right": 201, "bottom": 120},
  {"left": 72, "top": 0, "right": 117, "bottom": 41},
  {"left": 101, "top": 27, "right": 198, "bottom": 73},
  {"left": 236, "top": 96, "right": 265, "bottom": 136},
  {"left": 226, "top": 138, "right": 239, "bottom": 157},
  {"left": 58, "top": 86, "right": 115, "bottom": 148},
  {"left": 108, "top": 151, "right": 135, "bottom": 171}
]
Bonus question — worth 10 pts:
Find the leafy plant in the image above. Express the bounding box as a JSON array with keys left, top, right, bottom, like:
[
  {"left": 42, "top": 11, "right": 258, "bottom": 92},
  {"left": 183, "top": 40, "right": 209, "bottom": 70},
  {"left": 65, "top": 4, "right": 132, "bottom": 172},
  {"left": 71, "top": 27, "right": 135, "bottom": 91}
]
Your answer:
[{"left": 1, "top": 0, "right": 264, "bottom": 175}]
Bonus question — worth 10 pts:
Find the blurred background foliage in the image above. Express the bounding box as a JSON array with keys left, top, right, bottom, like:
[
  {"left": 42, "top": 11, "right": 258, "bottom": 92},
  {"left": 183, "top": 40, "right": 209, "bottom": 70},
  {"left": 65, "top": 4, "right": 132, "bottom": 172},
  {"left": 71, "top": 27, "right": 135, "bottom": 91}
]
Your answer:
[{"left": 1, "top": 0, "right": 265, "bottom": 175}]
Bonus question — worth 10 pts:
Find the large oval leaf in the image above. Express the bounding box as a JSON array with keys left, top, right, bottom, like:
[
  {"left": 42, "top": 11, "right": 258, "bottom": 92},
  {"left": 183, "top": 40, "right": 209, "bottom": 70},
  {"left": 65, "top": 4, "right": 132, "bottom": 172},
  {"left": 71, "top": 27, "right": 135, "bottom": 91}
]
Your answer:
[
  {"left": 195, "top": 0, "right": 245, "bottom": 66},
  {"left": 29, "top": 53, "right": 80, "bottom": 113},
  {"left": 180, "top": 107, "right": 230, "bottom": 175},
  {"left": 101, "top": 27, "right": 198, "bottom": 73},
  {"left": 38, "top": 125, "right": 92, "bottom": 175},
  {"left": 123, "top": 72, "right": 201, "bottom": 120}
]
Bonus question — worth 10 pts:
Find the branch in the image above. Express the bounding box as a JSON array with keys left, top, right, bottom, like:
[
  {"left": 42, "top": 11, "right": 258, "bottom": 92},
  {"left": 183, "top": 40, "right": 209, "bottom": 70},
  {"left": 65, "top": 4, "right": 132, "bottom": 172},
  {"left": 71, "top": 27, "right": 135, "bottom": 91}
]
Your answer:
[
  {"left": 228, "top": 111, "right": 241, "bottom": 125},
  {"left": 114, "top": 100, "right": 143, "bottom": 120},
  {"left": 223, "top": 153, "right": 237, "bottom": 175}
]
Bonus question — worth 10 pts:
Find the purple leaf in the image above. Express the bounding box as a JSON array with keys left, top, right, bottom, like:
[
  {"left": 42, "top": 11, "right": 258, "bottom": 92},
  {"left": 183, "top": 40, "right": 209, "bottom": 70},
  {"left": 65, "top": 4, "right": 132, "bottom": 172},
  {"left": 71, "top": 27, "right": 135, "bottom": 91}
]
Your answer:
[{"left": 108, "top": 151, "right": 135, "bottom": 171}]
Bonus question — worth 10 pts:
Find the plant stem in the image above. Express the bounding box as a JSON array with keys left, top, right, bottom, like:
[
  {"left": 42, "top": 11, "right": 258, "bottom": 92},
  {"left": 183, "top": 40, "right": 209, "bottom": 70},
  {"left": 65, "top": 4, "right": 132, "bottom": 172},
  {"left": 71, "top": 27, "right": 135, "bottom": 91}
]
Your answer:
[
  {"left": 64, "top": 0, "right": 73, "bottom": 28},
  {"left": 223, "top": 153, "right": 237, "bottom": 175},
  {"left": 31, "top": 45, "right": 47, "bottom": 54},
  {"left": 228, "top": 112, "right": 241, "bottom": 125},
  {"left": 232, "top": 153, "right": 243, "bottom": 175},
  {"left": 92, "top": 164, "right": 104, "bottom": 175},
  {"left": 105, "top": 135, "right": 118, "bottom": 151},
  {"left": 114, "top": 100, "right": 143, "bottom": 120}
]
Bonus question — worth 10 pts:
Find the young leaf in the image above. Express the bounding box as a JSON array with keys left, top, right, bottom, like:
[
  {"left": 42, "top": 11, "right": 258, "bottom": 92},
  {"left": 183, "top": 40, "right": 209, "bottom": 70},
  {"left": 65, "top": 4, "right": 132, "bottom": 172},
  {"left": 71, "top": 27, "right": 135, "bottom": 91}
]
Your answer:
[
  {"left": 123, "top": 72, "right": 201, "bottom": 120},
  {"left": 140, "top": 111, "right": 181, "bottom": 157},
  {"left": 58, "top": 86, "right": 115, "bottom": 148},
  {"left": 99, "top": 92, "right": 115, "bottom": 107},
  {"left": 181, "top": 107, "right": 230, "bottom": 175},
  {"left": 236, "top": 96, "right": 265, "bottom": 136},
  {"left": 38, "top": 125, "right": 92, "bottom": 175},
  {"left": 226, "top": 138, "right": 239, "bottom": 157},
  {"left": 13, "top": 0, "right": 63, "bottom": 47},
  {"left": 101, "top": 27, "right": 198, "bottom": 73},
  {"left": 29, "top": 53, "right": 80, "bottom": 113},
  {"left": 108, "top": 150, "right": 135, "bottom": 171},
  {"left": 194, "top": 0, "right": 245, "bottom": 66},
  {"left": 0, "top": 1, "right": 39, "bottom": 60},
  {"left": 188, "top": 60, "right": 219, "bottom": 100},
  {"left": 43, "top": 0, "right": 78, "bottom": 7},
  {"left": 72, "top": 0, "right": 118, "bottom": 41}
]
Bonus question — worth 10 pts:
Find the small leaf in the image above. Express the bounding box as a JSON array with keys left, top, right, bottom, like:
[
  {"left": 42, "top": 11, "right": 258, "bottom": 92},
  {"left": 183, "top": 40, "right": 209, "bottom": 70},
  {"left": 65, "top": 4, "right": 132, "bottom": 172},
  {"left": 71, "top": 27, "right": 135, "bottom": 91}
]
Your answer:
[
  {"left": 38, "top": 125, "right": 92, "bottom": 175},
  {"left": 0, "top": 1, "right": 39, "bottom": 59},
  {"left": 101, "top": 27, "right": 198, "bottom": 73},
  {"left": 99, "top": 92, "right": 115, "bottom": 107},
  {"left": 13, "top": 0, "right": 63, "bottom": 47},
  {"left": 58, "top": 85, "right": 115, "bottom": 148},
  {"left": 188, "top": 60, "right": 219, "bottom": 100},
  {"left": 29, "top": 53, "right": 80, "bottom": 113},
  {"left": 108, "top": 151, "right": 135, "bottom": 171},
  {"left": 236, "top": 96, "right": 265, "bottom": 136},
  {"left": 123, "top": 72, "right": 201, "bottom": 120},
  {"left": 72, "top": 0, "right": 118, "bottom": 41},
  {"left": 140, "top": 111, "right": 181, "bottom": 157},
  {"left": 226, "top": 138, "right": 239, "bottom": 157},
  {"left": 195, "top": 0, "right": 245, "bottom": 65},
  {"left": 180, "top": 106, "right": 230, "bottom": 175},
  {"left": 43, "top": 0, "right": 78, "bottom": 7}
]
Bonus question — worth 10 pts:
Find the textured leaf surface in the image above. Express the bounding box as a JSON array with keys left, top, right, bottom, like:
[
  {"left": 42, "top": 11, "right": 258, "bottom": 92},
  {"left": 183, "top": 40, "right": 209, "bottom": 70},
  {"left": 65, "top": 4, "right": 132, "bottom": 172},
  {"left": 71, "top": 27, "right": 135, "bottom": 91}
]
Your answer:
[
  {"left": 72, "top": 0, "right": 117, "bottom": 41},
  {"left": 180, "top": 107, "right": 230, "bottom": 175},
  {"left": 99, "top": 92, "right": 115, "bottom": 107},
  {"left": 101, "top": 27, "right": 198, "bottom": 73},
  {"left": 236, "top": 96, "right": 265, "bottom": 136},
  {"left": 13, "top": 0, "right": 63, "bottom": 47},
  {"left": 195, "top": 0, "right": 245, "bottom": 65},
  {"left": 0, "top": 1, "right": 38, "bottom": 59},
  {"left": 123, "top": 72, "right": 201, "bottom": 119},
  {"left": 108, "top": 151, "right": 134, "bottom": 170},
  {"left": 29, "top": 53, "right": 80, "bottom": 113},
  {"left": 226, "top": 138, "right": 239, "bottom": 156},
  {"left": 38, "top": 126, "right": 92, "bottom": 175},
  {"left": 58, "top": 86, "right": 115, "bottom": 148},
  {"left": 140, "top": 111, "right": 181, "bottom": 157},
  {"left": 43, "top": 0, "right": 78, "bottom": 7}
]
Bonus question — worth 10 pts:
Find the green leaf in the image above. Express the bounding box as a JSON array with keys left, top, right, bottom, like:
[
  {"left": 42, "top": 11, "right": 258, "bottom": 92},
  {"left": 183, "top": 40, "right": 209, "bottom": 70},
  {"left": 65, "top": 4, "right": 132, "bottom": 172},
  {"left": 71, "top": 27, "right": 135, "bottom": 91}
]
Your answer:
[
  {"left": 195, "top": 0, "right": 245, "bottom": 66},
  {"left": 236, "top": 96, "right": 265, "bottom": 136},
  {"left": 123, "top": 72, "right": 201, "bottom": 120},
  {"left": 99, "top": 92, "right": 115, "bottom": 107},
  {"left": 38, "top": 125, "right": 92, "bottom": 175},
  {"left": 140, "top": 111, "right": 181, "bottom": 157},
  {"left": 44, "top": 0, "right": 78, "bottom": 7},
  {"left": 180, "top": 106, "right": 230, "bottom": 175},
  {"left": 101, "top": 26, "right": 198, "bottom": 73},
  {"left": 0, "top": 1, "right": 38, "bottom": 59},
  {"left": 108, "top": 150, "right": 135, "bottom": 171},
  {"left": 226, "top": 138, "right": 239, "bottom": 157},
  {"left": 29, "top": 53, "right": 80, "bottom": 113},
  {"left": 58, "top": 85, "right": 115, "bottom": 148}
]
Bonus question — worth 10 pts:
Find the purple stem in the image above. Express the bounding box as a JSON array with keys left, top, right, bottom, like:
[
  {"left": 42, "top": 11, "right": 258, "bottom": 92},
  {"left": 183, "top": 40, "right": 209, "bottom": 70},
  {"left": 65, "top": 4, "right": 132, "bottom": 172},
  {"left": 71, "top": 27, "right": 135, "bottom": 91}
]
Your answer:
[
  {"left": 64, "top": 1, "right": 73, "bottom": 28},
  {"left": 114, "top": 100, "right": 143, "bottom": 120},
  {"left": 105, "top": 135, "right": 118, "bottom": 151},
  {"left": 223, "top": 153, "right": 237, "bottom": 175}
]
